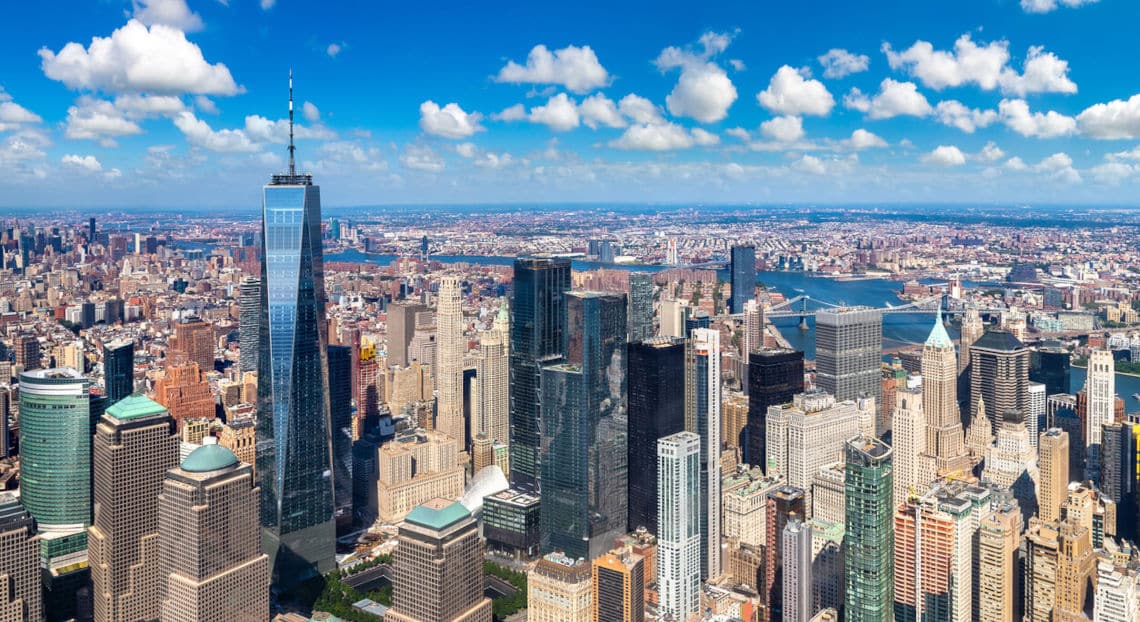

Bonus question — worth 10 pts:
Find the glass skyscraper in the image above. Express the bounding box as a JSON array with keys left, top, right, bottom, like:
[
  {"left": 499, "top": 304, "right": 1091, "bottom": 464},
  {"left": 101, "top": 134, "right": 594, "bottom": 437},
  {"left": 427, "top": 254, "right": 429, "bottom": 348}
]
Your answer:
[
  {"left": 745, "top": 349, "right": 804, "bottom": 471},
  {"left": 844, "top": 435, "right": 894, "bottom": 622},
  {"left": 729, "top": 245, "right": 756, "bottom": 314},
  {"left": 628, "top": 271, "right": 655, "bottom": 342},
  {"left": 626, "top": 337, "right": 685, "bottom": 533},
  {"left": 509, "top": 256, "right": 571, "bottom": 491},
  {"left": 327, "top": 344, "right": 354, "bottom": 533},
  {"left": 103, "top": 339, "right": 134, "bottom": 404},
  {"left": 816, "top": 307, "right": 883, "bottom": 404},
  {"left": 256, "top": 166, "right": 336, "bottom": 588}
]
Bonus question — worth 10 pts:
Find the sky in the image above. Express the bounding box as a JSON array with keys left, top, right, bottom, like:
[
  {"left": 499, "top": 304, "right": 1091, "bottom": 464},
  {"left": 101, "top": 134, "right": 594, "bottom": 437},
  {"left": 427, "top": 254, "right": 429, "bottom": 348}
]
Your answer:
[{"left": 3, "top": 0, "right": 1140, "bottom": 208}]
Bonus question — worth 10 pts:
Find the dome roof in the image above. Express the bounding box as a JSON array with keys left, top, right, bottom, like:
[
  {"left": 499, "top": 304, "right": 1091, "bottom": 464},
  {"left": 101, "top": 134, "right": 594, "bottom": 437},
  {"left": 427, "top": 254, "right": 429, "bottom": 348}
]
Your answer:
[
  {"left": 181, "top": 444, "right": 239, "bottom": 473},
  {"left": 106, "top": 394, "right": 167, "bottom": 421}
]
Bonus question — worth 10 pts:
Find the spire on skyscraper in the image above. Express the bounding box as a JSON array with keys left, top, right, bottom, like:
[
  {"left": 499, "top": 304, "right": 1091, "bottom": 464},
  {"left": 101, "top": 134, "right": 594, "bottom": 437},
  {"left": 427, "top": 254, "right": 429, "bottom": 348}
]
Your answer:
[
  {"left": 288, "top": 69, "right": 296, "bottom": 175},
  {"left": 924, "top": 306, "right": 952, "bottom": 349}
]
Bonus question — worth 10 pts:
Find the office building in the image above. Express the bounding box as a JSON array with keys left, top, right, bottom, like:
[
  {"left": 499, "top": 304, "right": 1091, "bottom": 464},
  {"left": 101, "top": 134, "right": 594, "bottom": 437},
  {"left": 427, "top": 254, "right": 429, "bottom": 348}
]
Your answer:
[
  {"left": 743, "top": 299, "right": 764, "bottom": 357},
  {"left": 171, "top": 316, "right": 214, "bottom": 373},
  {"left": 540, "top": 291, "right": 627, "bottom": 560},
  {"left": 327, "top": 344, "right": 354, "bottom": 532},
  {"left": 592, "top": 548, "right": 645, "bottom": 622},
  {"left": 730, "top": 245, "right": 756, "bottom": 314},
  {"left": 922, "top": 310, "right": 971, "bottom": 474},
  {"left": 377, "top": 431, "right": 465, "bottom": 523},
  {"left": 256, "top": 131, "right": 336, "bottom": 587},
  {"left": 1100, "top": 422, "right": 1137, "bottom": 540},
  {"left": 893, "top": 381, "right": 935, "bottom": 507},
  {"left": 218, "top": 416, "right": 256, "bottom": 476},
  {"left": 656, "top": 432, "right": 701, "bottom": 621},
  {"left": 1025, "top": 517, "right": 1095, "bottom": 621},
  {"left": 387, "top": 301, "right": 427, "bottom": 369},
  {"left": 628, "top": 271, "right": 654, "bottom": 342},
  {"left": 1027, "top": 381, "right": 1045, "bottom": 450},
  {"left": 1038, "top": 428, "right": 1070, "bottom": 523},
  {"left": 722, "top": 467, "right": 782, "bottom": 548},
  {"left": 627, "top": 338, "right": 683, "bottom": 531},
  {"left": 89, "top": 395, "right": 179, "bottom": 622},
  {"left": 386, "top": 499, "right": 492, "bottom": 622},
  {"left": 102, "top": 339, "right": 134, "bottom": 404},
  {"left": 157, "top": 443, "right": 269, "bottom": 621},
  {"left": 983, "top": 411, "right": 1040, "bottom": 522},
  {"left": 1084, "top": 348, "right": 1116, "bottom": 477},
  {"left": 509, "top": 256, "right": 571, "bottom": 490},
  {"left": 528, "top": 552, "right": 591, "bottom": 622},
  {"left": 473, "top": 328, "right": 509, "bottom": 445},
  {"left": 977, "top": 502, "right": 1022, "bottom": 622},
  {"left": 357, "top": 339, "right": 381, "bottom": 420},
  {"left": 746, "top": 349, "right": 804, "bottom": 470},
  {"left": 815, "top": 307, "right": 882, "bottom": 403},
  {"left": 722, "top": 392, "right": 749, "bottom": 457},
  {"left": 844, "top": 435, "right": 894, "bottom": 622},
  {"left": 15, "top": 334, "right": 40, "bottom": 371},
  {"left": 18, "top": 368, "right": 91, "bottom": 620},
  {"left": 436, "top": 276, "right": 465, "bottom": 446},
  {"left": 685, "top": 327, "right": 721, "bottom": 579},
  {"left": 482, "top": 489, "right": 541, "bottom": 558},
  {"left": 810, "top": 464, "right": 846, "bottom": 524},
  {"left": 782, "top": 517, "right": 813, "bottom": 622},
  {"left": 765, "top": 391, "right": 862, "bottom": 502},
  {"left": 958, "top": 307, "right": 983, "bottom": 374},
  {"left": 764, "top": 485, "right": 805, "bottom": 622},
  {"left": 969, "top": 330, "right": 1029, "bottom": 433},
  {"left": 1030, "top": 344, "right": 1070, "bottom": 399},
  {"left": 0, "top": 492, "right": 42, "bottom": 622},
  {"left": 152, "top": 362, "right": 215, "bottom": 428},
  {"left": 1093, "top": 560, "right": 1140, "bottom": 622},
  {"left": 238, "top": 278, "right": 260, "bottom": 374}
]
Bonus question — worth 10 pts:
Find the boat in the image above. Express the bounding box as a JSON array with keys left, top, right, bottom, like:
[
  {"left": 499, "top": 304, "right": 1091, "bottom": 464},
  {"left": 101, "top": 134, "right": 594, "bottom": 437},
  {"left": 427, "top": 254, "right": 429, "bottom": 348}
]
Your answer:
[{"left": 1133, "top": 393, "right": 1140, "bottom": 401}]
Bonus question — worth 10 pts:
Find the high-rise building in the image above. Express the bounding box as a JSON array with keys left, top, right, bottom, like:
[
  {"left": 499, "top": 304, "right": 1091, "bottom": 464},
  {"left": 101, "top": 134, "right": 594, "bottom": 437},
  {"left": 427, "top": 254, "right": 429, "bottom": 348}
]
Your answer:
[
  {"left": 746, "top": 349, "right": 804, "bottom": 470},
  {"left": 685, "top": 327, "right": 721, "bottom": 579},
  {"left": 436, "top": 276, "right": 465, "bottom": 446},
  {"left": 730, "top": 245, "right": 756, "bottom": 314},
  {"left": 983, "top": 411, "right": 1040, "bottom": 522},
  {"left": 977, "top": 502, "right": 1022, "bottom": 622},
  {"left": 256, "top": 121, "right": 336, "bottom": 587},
  {"left": 921, "top": 310, "right": 971, "bottom": 474},
  {"left": 387, "top": 301, "right": 427, "bottom": 369},
  {"left": 14, "top": 333, "right": 40, "bottom": 372},
  {"left": 810, "top": 464, "right": 846, "bottom": 524},
  {"left": 958, "top": 307, "right": 983, "bottom": 374},
  {"left": 815, "top": 307, "right": 882, "bottom": 404},
  {"left": 376, "top": 431, "right": 465, "bottom": 523},
  {"left": 766, "top": 391, "right": 862, "bottom": 505},
  {"left": 171, "top": 316, "right": 214, "bottom": 373},
  {"left": 763, "top": 485, "right": 806, "bottom": 621},
  {"left": 152, "top": 362, "right": 215, "bottom": 427},
  {"left": 1026, "top": 517, "right": 1096, "bottom": 621},
  {"left": 627, "top": 338, "right": 685, "bottom": 533},
  {"left": 157, "top": 443, "right": 269, "bottom": 621},
  {"left": 1100, "top": 422, "right": 1137, "bottom": 540},
  {"left": 18, "top": 368, "right": 91, "bottom": 620},
  {"left": 844, "top": 435, "right": 894, "bottom": 622},
  {"left": 357, "top": 339, "right": 381, "bottom": 420},
  {"left": 238, "top": 278, "right": 260, "bottom": 374},
  {"left": 89, "top": 394, "right": 179, "bottom": 622},
  {"left": 743, "top": 299, "right": 764, "bottom": 357},
  {"left": 1029, "top": 345, "right": 1070, "bottom": 398},
  {"left": 722, "top": 467, "right": 783, "bottom": 549},
  {"left": 509, "top": 256, "right": 570, "bottom": 491},
  {"left": 0, "top": 492, "right": 43, "bottom": 622},
  {"left": 540, "top": 291, "right": 627, "bottom": 560},
  {"left": 1038, "top": 428, "right": 1070, "bottom": 523},
  {"left": 1084, "top": 348, "right": 1116, "bottom": 478},
  {"left": 473, "top": 329, "right": 509, "bottom": 446},
  {"left": 528, "top": 551, "right": 592, "bottom": 622},
  {"left": 327, "top": 344, "right": 354, "bottom": 532},
  {"left": 592, "top": 548, "right": 645, "bottom": 622},
  {"left": 103, "top": 339, "right": 134, "bottom": 404},
  {"left": 892, "top": 380, "right": 935, "bottom": 507},
  {"left": 1093, "top": 559, "right": 1140, "bottom": 622},
  {"left": 722, "top": 392, "right": 749, "bottom": 456},
  {"left": 386, "top": 499, "right": 492, "bottom": 622},
  {"left": 969, "top": 330, "right": 1029, "bottom": 433},
  {"left": 628, "top": 272, "right": 654, "bottom": 342},
  {"left": 1027, "top": 381, "right": 1046, "bottom": 450},
  {"left": 656, "top": 432, "right": 701, "bottom": 621},
  {"left": 782, "top": 517, "right": 813, "bottom": 622}
]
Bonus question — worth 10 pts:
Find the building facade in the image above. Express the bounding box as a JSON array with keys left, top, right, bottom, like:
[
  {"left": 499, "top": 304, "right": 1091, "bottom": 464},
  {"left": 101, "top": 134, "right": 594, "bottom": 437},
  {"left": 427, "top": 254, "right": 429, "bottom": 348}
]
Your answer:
[
  {"left": 627, "top": 338, "right": 685, "bottom": 533},
  {"left": 656, "top": 432, "right": 701, "bottom": 621},
  {"left": 685, "top": 328, "right": 721, "bottom": 579},
  {"left": 746, "top": 349, "right": 804, "bottom": 471},
  {"left": 815, "top": 307, "right": 882, "bottom": 404},
  {"left": 844, "top": 435, "right": 894, "bottom": 622}
]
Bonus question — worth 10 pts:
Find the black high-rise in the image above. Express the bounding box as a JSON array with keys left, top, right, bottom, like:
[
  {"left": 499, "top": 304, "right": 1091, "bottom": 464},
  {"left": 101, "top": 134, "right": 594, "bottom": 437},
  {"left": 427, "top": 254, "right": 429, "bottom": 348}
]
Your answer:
[
  {"left": 745, "top": 349, "right": 804, "bottom": 471},
  {"left": 626, "top": 337, "right": 685, "bottom": 533}
]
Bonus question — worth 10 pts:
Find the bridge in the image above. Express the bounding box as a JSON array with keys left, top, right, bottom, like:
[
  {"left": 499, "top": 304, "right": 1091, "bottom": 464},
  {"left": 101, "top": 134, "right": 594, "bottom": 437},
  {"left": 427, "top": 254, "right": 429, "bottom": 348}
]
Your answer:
[{"left": 722, "top": 294, "right": 1007, "bottom": 329}]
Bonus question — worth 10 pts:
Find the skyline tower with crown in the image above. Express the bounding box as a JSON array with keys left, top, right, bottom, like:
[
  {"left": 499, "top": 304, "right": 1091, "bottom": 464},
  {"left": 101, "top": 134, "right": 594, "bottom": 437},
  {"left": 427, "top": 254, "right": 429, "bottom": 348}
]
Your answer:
[
  {"left": 255, "top": 72, "right": 337, "bottom": 589},
  {"left": 920, "top": 308, "right": 971, "bottom": 475}
]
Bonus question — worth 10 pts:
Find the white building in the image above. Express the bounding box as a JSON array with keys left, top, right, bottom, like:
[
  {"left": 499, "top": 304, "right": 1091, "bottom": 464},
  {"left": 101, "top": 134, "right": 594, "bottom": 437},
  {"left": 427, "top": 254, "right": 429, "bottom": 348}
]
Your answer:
[
  {"left": 657, "top": 432, "right": 702, "bottom": 621},
  {"left": 766, "top": 390, "right": 861, "bottom": 507}
]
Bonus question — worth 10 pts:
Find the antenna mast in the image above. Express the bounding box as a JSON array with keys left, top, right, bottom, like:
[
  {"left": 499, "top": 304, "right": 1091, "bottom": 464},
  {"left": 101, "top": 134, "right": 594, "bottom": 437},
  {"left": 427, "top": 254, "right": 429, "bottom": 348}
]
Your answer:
[{"left": 288, "top": 69, "right": 296, "bottom": 175}]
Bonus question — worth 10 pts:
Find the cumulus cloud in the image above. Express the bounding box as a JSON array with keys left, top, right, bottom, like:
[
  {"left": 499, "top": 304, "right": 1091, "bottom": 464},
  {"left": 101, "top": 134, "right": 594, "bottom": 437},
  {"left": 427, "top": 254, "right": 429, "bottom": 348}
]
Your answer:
[
  {"left": 609, "top": 122, "right": 718, "bottom": 151},
  {"left": 312, "top": 140, "right": 387, "bottom": 172},
  {"left": 172, "top": 111, "right": 258, "bottom": 152},
  {"left": 39, "top": 20, "right": 240, "bottom": 95},
  {"left": 1076, "top": 94, "right": 1140, "bottom": 139},
  {"left": 757, "top": 66, "right": 834, "bottom": 117},
  {"left": 934, "top": 100, "right": 998, "bottom": 133},
  {"left": 528, "top": 93, "right": 580, "bottom": 132},
  {"left": 998, "top": 46, "right": 1078, "bottom": 96},
  {"left": 791, "top": 154, "right": 858, "bottom": 176},
  {"left": 759, "top": 115, "right": 804, "bottom": 142},
  {"left": 491, "top": 104, "right": 526, "bottom": 122},
  {"left": 1021, "top": 0, "right": 1098, "bottom": 14},
  {"left": 923, "top": 145, "right": 967, "bottom": 166},
  {"left": 113, "top": 93, "right": 185, "bottom": 117},
  {"left": 578, "top": 93, "right": 626, "bottom": 129},
  {"left": 326, "top": 43, "right": 343, "bottom": 58},
  {"left": 419, "top": 101, "right": 484, "bottom": 139},
  {"left": 617, "top": 94, "right": 665, "bottom": 125},
  {"left": 496, "top": 44, "right": 609, "bottom": 94},
  {"left": 1005, "top": 157, "right": 1028, "bottom": 171},
  {"left": 883, "top": 34, "right": 1076, "bottom": 96},
  {"left": 194, "top": 95, "right": 218, "bottom": 114},
  {"left": 846, "top": 129, "right": 887, "bottom": 150},
  {"left": 0, "top": 89, "right": 42, "bottom": 131},
  {"left": 132, "top": 0, "right": 203, "bottom": 32},
  {"left": 818, "top": 49, "right": 870, "bottom": 79},
  {"left": 655, "top": 32, "right": 738, "bottom": 123},
  {"left": 65, "top": 97, "right": 143, "bottom": 145},
  {"left": 1089, "top": 161, "right": 1135, "bottom": 185},
  {"left": 242, "top": 115, "right": 335, "bottom": 143},
  {"left": 978, "top": 141, "right": 1005, "bottom": 162},
  {"left": 998, "top": 99, "right": 1076, "bottom": 138},
  {"left": 302, "top": 101, "right": 320, "bottom": 122},
  {"left": 473, "top": 151, "right": 515, "bottom": 169},
  {"left": 61, "top": 153, "right": 103, "bottom": 173},
  {"left": 844, "top": 79, "right": 932, "bottom": 120},
  {"left": 1033, "top": 152, "right": 1081, "bottom": 183},
  {"left": 400, "top": 144, "right": 444, "bottom": 172}
]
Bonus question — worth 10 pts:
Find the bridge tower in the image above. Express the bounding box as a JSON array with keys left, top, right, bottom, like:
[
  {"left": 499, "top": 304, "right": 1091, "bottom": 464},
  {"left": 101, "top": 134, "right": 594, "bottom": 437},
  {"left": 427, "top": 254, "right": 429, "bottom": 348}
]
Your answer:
[{"left": 798, "top": 296, "right": 810, "bottom": 331}]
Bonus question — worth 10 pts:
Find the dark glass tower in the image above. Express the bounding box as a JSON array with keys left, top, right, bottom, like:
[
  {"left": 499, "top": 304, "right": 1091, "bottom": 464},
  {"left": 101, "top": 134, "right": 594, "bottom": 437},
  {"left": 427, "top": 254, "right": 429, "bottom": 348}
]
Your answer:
[
  {"left": 729, "top": 245, "right": 756, "bottom": 314},
  {"left": 256, "top": 75, "right": 335, "bottom": 588},
  {"left": 1030, "top": 345, "right": 1070, "bottom": 396},
  {"left": 509, "top": 256, "right": 571, "bottom": 491},
  {"left": 327, "top": 344, "right": 354, "bottom": 534},
  {"left": 540, "top": 291, "right": 627, "bottom": 560},
  {"left": 239, "top": 278, "right": 261, "bottom": 374},
  {"left": 628, "top": 271, "right": 655, "bottom": 343},
  {"left": 103, "top": 339, "right": 134, "bottom": 404},
  {"left": 626, "top": 337, "right": 685, "bottom": 533},
  {"left": 745, "top": 349, "right": 804, "bottom": 471}
]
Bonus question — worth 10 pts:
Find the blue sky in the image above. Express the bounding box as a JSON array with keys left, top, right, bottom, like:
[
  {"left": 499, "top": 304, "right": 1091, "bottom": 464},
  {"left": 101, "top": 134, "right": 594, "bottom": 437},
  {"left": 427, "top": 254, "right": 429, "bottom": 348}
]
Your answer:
[{"left": 3, "top": 0, "right": 1140, "bottom": 207}]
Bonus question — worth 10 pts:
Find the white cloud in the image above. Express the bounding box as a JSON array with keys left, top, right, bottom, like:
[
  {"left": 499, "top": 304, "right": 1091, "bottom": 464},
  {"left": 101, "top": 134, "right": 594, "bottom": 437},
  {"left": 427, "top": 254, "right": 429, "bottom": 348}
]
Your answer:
[
  {"left": 528, "top": 93, "right": 579, "bottom": 132},
  {"left": 846, "top": 129, "right": 887, "bottom": 150},
  {"left": 757, "top": 66, "right": 834, "bottom": 117},
  {"left": 655, "top": 33, "right": 739, "bottom": 123},
  {"left": 1021, "top": 0, "right": 1098, "bottom": 14},
  {"left": 617, "top": 94, "right": 665, "bottom": 125},
  {"left": 609, "top": 122, "right": 718, "bottom": 151},
  {"left": 998, "top": 99, "right": 1076, "bottom": 138},
  {"left": 491, "top": 104, "right": 526, "bottom": 122},
  {"left": 818, "top": 49, "right": 870, "bottom": 79},
  {"left": 1076, "top": 94, "right": 1140, "bottom": 139},
  {"left": 113, "top": 93, "right": 185, "bottom": 117},
  {"left": 474, "top": 151, "right": 514, "bottom": 169},
  {"left": 302, "top": 101, "right": 320, "bottom": 122},
  {"left": 327, "top": 43, "right": 343, "bottom": 58},
  {"left": 241, "top": 115, "right": 335, "bottom": 143},
  {"left": 312, "top": 140, "right": 387, "bottom": 172},
  {"left": 172, "top": 111, "right": 258, "bottom": 152},
  {"left": 1005, "top": 156, "right": 1028, "bottom": 171},
  {"left": 934, "top": 100, "right": 998, "bottom": 133},
  {"left": 194, "top": 95, "right": 218, "bottom": 114},
  {"left": 725, "top": 127, "right": 751, "bottom": 141},
  {"left": 400, "top": 144, "right": 444, "bottom": 172},
  {"left": 729, "top": 59, "right": 746, "bottom": 72},
  {"left": 455, "top": 142, "right": 477, "bottom": 158},
  {"left": 922, "top": 145, "right": 966, "bottom": 166},
  {"left": 0, "top": 93, "right": 42, "bottom": 132},
  {"left": 844, "top": 79, "right": 932, "bottom": 120},
  {"left": 791, "top": 154, "right": 857, "bottom": 176},
  {"left": 65, "top": 97, "right": 143, "bottom": 144},
  {"left": 496, "top": 44, "right": 609, "bottom": 94},
  {"left": 132, "top": 0, "right": 203, "bottom": 32},
  {"left": 883, "top": 34, "right": 1076, "bottom": 96},
  {"left": 104, "top": 167, "right": 122, "bottom": 180},
  {"left": 759, "top": 115, "right": 804, "bottom": 142},
  {"left": 1033, "top": 152, "right": 1081, "bottom": 183},
  {"left": 578, "top": 94, "right": 626, "bottom": 129},
  {"left": 998, "top": 46, "right": 1077, "bottom": 96},
  {"left": 1090, "top": 161, "right": 1135, "bottom": 184},
  {"left": 978, "top": 141, "right": 1005, "bottom": 162},
  {"left": 418, "top": 101, "right": 484, "bottom": 139},
  {"left": 39, "top": 20, "right": 240, "bottom": 95},
  {"left": 61, "top": 153, "right": 103, "bottom": 173},
  {"left": 260, "top": 0, "right": 275, "bottom": 8},
  {"left": 0, "top": 130, "right": 50, "bottom": 167},
  {"left": 1108, "top": 146, "right": 1140, "bottom": 161}
]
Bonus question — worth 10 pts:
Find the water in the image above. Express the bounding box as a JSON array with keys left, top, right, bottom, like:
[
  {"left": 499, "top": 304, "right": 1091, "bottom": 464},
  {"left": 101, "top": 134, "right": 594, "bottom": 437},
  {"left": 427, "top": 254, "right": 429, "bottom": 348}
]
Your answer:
[
  {"left": 326, "top": 248, "right": 675, "bottom": 273},
  {"left": 1070, "top": 367, "right": 1140, "bottom": 412}
]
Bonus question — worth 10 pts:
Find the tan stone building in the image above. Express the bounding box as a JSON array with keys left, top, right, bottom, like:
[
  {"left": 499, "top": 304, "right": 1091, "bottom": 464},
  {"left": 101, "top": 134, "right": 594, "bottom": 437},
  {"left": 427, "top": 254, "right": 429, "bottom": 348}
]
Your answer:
[
  {"left": 528, "top": 551, "right": 592, "bottom": 622},
  {"left": 377, "top": 431, "right": 465, "bottom": 523},
  {"left": 1038, "top": 428, "right": 1070, "bottom": 523},
  {"left": 977, "top": 502, "right": 1022, "bottom": 622},
  {"left": 0, "top": 492, "right": 41, "bottom": 622}
]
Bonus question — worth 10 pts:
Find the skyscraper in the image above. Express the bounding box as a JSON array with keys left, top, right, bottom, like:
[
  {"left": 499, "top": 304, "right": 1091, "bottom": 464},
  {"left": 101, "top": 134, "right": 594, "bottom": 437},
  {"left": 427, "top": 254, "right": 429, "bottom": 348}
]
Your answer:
[
  {"left": 256, "top": 81, "right": 336, "bottom": 587},
  {"left": 628, "top": 271, "right": 654, "bottom": 342},
  {"left": 764, "top": 485, "right": 805, "bottom": 622},
  {"left": 387, "top": 301, "right": 427, "bottom": 368},
  {"left": 436, "top": 276, "right": 465, "bottom": 446},
  {"left": 1029, "top": 344, "right": 1070, "bottom": 396},
  {"left": 171, "top": 316, "right": 214, "bottom": 373},
  {"left": 746, "top": 349, "right": 804, "bottom": 470},
  {"left": 0, "top": 492, "right": 42, "bottom": 622},
  {"left": 540, "top": 291, "right": 627, "bottom": 560},
  {"left": 1038, "top": 428, "right": 1070, "bottom": 523},
  {"left": 627, "top": 337, "right": 685, "bottom": 533},
  {"left": 1100, "top": 422, "right": 1137, "bottom": 540},
  {"left": 88, "top": 394, "right": 179, "bottom": 622},
  {"left": 656, "top": 431, "right": 701, "bottom": 621},
  {"left": 765, "top": 391, "right": 862, "bottom": 503},
  {"left": 1084, "top": 348, "right": 1116, "bottom": 478},
  {"left": 844, "top": 435, "right": 894, "bottom": 622},
  {"left": 685, "top": 327, "right": 721, "bottom": 579},
  {"left": 18, "top": 368, "right": 91, "bottom": 620},
  {"left": 14, "top": 333, "right": 40, "bottom": 372},
  {"left": 743, "top": 299, "right": 764, "bottom": 356},
  {"left": 958, "top": 307, "right": 983, "bottom": 374},
  {"left": 816, "top": 307, "right": 882, "bottom": 403},
  {"left": 969, "top": 330, "right": 1029, "bottom": 432},
  {"left": 528, "top": 552, "right": 592, "bottom": 622},
  {"left": 977, "top": 502, "right": 1022, "bottom": 622},
  {"left": 386, "top": 499, "right": 492, "bottom": 622},
  {"left": 473, "top": 328, "right": 509, "bottom": 446},
  {"left": 103, "top": 339, "right": 134, "bottom": 404},
  {"left": 983, "top": 411, "right": 1040, "bottom": 522},
  {"left": 327, "top": 344, "right": 354, "bottom": 532},
  {"left": 783, "top": 517, "right": 813, "bottom": 622},
  {"left": 592, "top": 548, "right": 645, "bottom": 622},
  {"left": 152, "top": 361, "right": 214, "bottom": 427},
  {"left": 238, "top": 278, "right": 260, "bottom": 374},
  {"left": 729, "top": 245, "right": 756, "bottom": 316},
  {"left": 509, "top": 256, "right": 571, "bottom": 491},
  {"left": 157, "top": 443, "right": 269, "bottom": 621},
  {"left": 1023, "top": 519, "right": 1060, "bottom": 622},
  {"left": 892, "top": 380, "right": 934, "bottom": 507},
  {"left": 921, "top": 310, "right": 971, "bottom": 474}
]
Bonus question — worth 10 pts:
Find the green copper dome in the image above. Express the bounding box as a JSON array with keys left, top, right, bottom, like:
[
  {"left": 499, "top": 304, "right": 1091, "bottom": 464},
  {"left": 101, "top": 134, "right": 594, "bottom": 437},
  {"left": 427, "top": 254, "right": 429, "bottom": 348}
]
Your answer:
[
  {"left": 181, "top": 444, "right": 239, "bottom": 473},
  {"left": 106, "top": 394, "right": 168, "bottom": 421}
]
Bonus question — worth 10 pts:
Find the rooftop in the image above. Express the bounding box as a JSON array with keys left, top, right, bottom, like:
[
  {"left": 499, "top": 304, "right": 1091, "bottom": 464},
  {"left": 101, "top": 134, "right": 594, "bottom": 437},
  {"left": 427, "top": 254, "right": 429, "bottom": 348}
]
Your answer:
[
  {"left": 924, "top": 308, "right": 953, "bottom": 349},
  {"left": 972, "top": 330, "right": 1025, "bottom": 352},
  {"left": 180, "top": 444, "right": 239, "bottom": 473},
  {"left": 106, "top": 394, "right": 167, "bottom": 421},
  {"left": 405, "top": 498, "right": 471, "bottom": 531}
]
